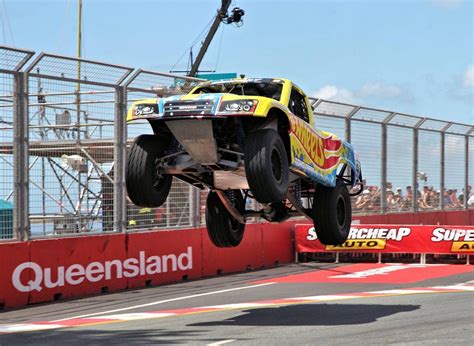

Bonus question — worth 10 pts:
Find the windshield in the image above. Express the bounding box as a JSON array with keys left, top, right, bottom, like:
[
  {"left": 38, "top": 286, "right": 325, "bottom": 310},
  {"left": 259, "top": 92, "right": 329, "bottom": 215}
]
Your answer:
[{"left": 193, "top": 81, "right": 283, "bottom": 101}]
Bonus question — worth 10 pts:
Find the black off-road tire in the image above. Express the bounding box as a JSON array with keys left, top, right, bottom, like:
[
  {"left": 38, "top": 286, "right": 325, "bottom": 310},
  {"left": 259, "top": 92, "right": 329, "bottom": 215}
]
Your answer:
[
  {"left": 205, "top": 190, "right": 245, "bottom": 248},
  {"left": 312, "top": 179, "right": 351, "bottom": 245},
  {"left": 244, "top": 129, "right": 289, "bottom": 203},
  {"left": 126, "top": 135, "right": 172, "bottom": 208}
]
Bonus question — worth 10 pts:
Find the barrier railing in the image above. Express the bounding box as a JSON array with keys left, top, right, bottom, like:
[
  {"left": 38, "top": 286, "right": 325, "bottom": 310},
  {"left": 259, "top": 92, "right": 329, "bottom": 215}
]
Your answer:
[
  {"left": 310, "top": 98, "right": 474, "bottom": 214},
  {"left": 0, "top": 44, "right": 472, "bottom": 242}
]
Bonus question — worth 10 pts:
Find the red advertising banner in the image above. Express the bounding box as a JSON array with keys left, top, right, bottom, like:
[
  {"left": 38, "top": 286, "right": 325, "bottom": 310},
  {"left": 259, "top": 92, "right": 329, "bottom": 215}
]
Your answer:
[
  {"left": 127, "top": 230, "right": 202, "bottom": 289},
  {"left": 24, "top": 234, "right": 128, "bottom": 304},
  {"left": 0, "top": 224, "right": 294, "bottom": 309},
  {"left": 296, "top": 224, "right": 474, "bottom": 254}
]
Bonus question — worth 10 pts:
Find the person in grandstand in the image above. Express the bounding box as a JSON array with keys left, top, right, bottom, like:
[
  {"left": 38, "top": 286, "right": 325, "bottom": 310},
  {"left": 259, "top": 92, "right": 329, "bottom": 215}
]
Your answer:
[
  {"left": 370, "top": 186, "right": 382, "bottom": 211},
  {"left": 355, "top": 189, "right": 371, "bottom": 212},
  {"left": 459, "top": 186, "right": 473, "bottom": 206},
  {"left": 468, "top": 193, "right": 474, "bottom": 207},
  {"left": 433, "top": 190, "right": 441, "bottom": 208},
  {"left": 449, "top": 189, "right": 462, "bottom": 208},
  {"left": 417, "top": 190, "right": 432, "bottom": 210},
  {"left": 402, "top": 186, "right": 414, "bottom": 211},
  {"left": 390, "top": 192, "right": 403, "bottom": 212},
  {"left": 421, "top": 186, "right": 436, "bottom": 209}
]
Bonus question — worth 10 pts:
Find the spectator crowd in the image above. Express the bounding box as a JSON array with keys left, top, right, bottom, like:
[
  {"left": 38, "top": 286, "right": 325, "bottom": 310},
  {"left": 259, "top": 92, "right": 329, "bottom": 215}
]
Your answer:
[{"left": 352, "top": 182, "right": 473, "bottom": 213}]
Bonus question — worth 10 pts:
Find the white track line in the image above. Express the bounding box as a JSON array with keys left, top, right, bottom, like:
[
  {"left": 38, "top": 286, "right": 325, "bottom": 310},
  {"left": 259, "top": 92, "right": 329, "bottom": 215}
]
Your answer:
[
  {"left": 207, "top": 340, "right": 236, "bottom": 346},
  {"left": 94, "top": 312, "right": 175, "bottom": 321},
  {"left": 206, "top": 303, "right": 270, "bottom": 309},
  {"left": 431, "top": 285, "right": 474, "bottom": 291},
  {"left": 289, "top": 294, "right": 360, "bottom": 301},
  {"left": 370, "top": 289, "right": 436, "bottom": 295},
  {"left": 53, "top": 282, "right": 276, "bottom": 322},
  {"left": 0, "top": 324, "right": 64, "bottom": 333}
]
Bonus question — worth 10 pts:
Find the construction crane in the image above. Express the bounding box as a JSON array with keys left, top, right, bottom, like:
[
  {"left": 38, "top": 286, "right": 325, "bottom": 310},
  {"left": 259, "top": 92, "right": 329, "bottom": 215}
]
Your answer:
[{"left": 188, "top": 0, "right": 245, "bottom": 77}]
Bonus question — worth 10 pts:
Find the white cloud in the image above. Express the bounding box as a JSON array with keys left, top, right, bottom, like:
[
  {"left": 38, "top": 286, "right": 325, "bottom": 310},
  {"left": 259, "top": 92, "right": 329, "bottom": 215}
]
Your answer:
[
  {"left": 313, "top": 85, "right": 356, "bottom": 103},
  {"left": 356, "top": 82, "right": 414, "bottom": 102},
  {"left": 314, "top": 82, "right": 414, "bottom": 104},
  {"left": 449, "top": 65, "right": 474, "bottom": 105},
  {"left": 462, "top": 65, "right": 474, "bottom": 88}
]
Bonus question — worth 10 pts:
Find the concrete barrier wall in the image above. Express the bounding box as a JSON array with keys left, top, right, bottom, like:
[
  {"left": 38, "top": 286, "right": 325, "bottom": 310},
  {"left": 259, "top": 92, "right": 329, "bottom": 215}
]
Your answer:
[
  {"left": 1, "top": 210, "right": 471, "bottom": 309},
  {"left": 0, "top": 224, "right": 294, "bottom": 309}
]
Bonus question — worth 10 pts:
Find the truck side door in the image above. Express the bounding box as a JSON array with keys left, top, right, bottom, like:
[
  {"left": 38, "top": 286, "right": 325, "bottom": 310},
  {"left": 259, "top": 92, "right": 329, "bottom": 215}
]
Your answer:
[
  {"left": 287, "top": 85, "right": 344, "bottom": 186},
  {"left": 288, "top": 86, "right": 310, "bottom": 123}
]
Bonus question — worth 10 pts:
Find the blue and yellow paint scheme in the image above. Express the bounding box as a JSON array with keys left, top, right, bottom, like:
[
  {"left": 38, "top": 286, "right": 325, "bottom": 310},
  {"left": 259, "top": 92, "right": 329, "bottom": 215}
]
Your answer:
[{"left": 127, "top": 78, "right": 361, "bottom": 188}]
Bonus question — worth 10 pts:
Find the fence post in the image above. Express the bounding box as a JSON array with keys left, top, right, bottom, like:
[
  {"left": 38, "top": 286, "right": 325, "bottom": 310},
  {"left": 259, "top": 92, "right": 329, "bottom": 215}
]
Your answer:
[
  {"left": 380, "top": 124, "right": 387, "bottom": 214},
  {"left": 344, "top": 106, "right": 360, "bottom": 143},
  {"left": 13, "top": 72, "right": 30, "bottom": 241},
  {"left": 380, "top": 112, "right": 397, "bottom": 214},
  {"left": 440, "top": 131, "right": 446, "bottom": 210},
  {"left": 114, "top": 85, "right": 127, "bottom": 233},
  {"left": 440, "top": 133, "right": 444, "bottom": 209},
  {"left": 464, "top": 135, "right": 469, "bottom": 209},
  {"left": 381, "top": 123, "right": 387, "bottom": 213},
  {"left": 345, "top": 118, "right": 351, "bottom": 143},
  {"left": 412, "top": 128, "right": 419, "bottom": 212},
  {"left": 190, "top": 187, "right": 201, "bottom": 228}
]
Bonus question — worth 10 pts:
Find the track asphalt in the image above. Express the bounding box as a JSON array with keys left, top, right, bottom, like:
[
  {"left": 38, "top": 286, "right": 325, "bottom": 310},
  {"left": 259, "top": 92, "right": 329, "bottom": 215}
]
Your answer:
[{"left": 0, "top": 262, "right": 473, "bottom": 344}]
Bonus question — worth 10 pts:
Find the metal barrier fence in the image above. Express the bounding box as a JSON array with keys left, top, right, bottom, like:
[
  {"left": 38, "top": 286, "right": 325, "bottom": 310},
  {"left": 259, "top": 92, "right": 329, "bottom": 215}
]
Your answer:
[
  {"left": 0, "top": 45, "right": 472, "bottom": 241},
  {"left": 311, "top": 99, "right": 474, "bottom": 214}
]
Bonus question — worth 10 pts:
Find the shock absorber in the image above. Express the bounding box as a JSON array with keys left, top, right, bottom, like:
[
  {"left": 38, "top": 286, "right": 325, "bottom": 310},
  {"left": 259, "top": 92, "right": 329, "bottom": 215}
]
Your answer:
[
  {"left": 166, "top": 137, "right": 181, "bottom": 154},
  {"left": 164, "top": 137, "right": 182, "bottom": 165},
  {"left": 225, "top": 189, "right": 236, "bottom": 205},
  {"left": 235, "top": 118, "right": 245, "bottom": 151},
  {"left": 294, "top": 180, "right": 302, "bottom": 207}
]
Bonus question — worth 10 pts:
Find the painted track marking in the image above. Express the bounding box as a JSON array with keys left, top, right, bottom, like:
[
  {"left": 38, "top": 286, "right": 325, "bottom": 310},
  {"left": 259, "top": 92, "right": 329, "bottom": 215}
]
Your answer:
[
  {"left": 1, "top": 283, "right": 472, "bottom": 335},
  {"left": 207, "top": 340, "right": 236, "bottom": 346},
  {"left": 52, "top": 282, "right": 276, "bottom": 322}
]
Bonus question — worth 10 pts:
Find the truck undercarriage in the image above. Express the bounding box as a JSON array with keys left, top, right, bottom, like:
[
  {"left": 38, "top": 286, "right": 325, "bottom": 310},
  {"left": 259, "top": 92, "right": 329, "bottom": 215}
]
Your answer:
[
  {"left": 126, "top": 78, "right": 363, "bottom": 248},
  {"left": 142, "top": 118, "right": 361, "bottom": 226}
]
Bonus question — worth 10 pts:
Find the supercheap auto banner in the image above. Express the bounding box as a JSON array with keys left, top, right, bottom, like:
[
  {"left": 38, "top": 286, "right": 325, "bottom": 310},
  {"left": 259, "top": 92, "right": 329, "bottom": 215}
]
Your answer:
[{"left": 295, "top": 224, "right": 474, "bottom": 254}]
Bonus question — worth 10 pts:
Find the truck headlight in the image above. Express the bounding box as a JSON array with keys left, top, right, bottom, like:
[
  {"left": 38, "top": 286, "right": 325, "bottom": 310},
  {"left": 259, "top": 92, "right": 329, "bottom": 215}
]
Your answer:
[{"left": 219, "top": 100, "right": 258, "bottom": 113}]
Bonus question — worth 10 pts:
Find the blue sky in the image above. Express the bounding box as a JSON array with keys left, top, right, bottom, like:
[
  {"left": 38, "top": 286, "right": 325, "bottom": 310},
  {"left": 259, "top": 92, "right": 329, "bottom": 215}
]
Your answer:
[{"left": 1, "top": 0, "right": 473, "bottom": 123}]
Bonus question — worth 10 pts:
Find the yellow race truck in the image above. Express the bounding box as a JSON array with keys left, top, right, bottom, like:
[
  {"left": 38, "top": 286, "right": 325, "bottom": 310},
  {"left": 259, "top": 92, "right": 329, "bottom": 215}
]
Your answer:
[{"left": 126, "top": 78, "right": 363, "bottom": 247}]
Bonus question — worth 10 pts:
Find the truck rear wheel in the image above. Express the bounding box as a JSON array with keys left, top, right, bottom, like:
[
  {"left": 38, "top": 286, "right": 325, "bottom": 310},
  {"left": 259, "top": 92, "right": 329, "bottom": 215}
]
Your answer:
[
  {"left": 126, "top": 135, "right": 172, "bottom": 208},
  {"left": 244, "top": 129, "right": 289, "bottom": 203},
  {"left": 206, "top": 190, "right": 245, "bottom": 248},
  {"left": 312, "top": 179, "right": 351, "bottom": 245}
]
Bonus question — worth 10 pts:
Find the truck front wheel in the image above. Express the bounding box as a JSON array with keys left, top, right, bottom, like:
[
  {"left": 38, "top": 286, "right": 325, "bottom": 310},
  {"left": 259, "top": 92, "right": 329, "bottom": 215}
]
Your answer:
[
  {"left": 244, "top": 129, "right": 289, "bottom": 203},
  {"left": 126, "top": 135, "right": 172, "bottom": 208},
  {"left": 312, "top": 179, "right": 351, "bottom": 245}
]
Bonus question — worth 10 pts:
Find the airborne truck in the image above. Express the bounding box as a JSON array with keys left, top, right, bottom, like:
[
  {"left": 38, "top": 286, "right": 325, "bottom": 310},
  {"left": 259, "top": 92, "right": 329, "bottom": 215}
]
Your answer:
[{"left": 126, "top": 78, "right": 363, "bottom": 247}]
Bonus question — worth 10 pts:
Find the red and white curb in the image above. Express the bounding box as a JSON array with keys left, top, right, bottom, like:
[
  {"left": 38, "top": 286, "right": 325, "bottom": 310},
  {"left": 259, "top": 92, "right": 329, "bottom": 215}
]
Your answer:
[{"left": 1, "top": 283, "right": 473, "bottom": 334}]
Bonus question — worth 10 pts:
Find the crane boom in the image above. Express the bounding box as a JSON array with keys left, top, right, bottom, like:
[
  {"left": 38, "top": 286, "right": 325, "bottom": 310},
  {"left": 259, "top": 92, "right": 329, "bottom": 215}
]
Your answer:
[{"left": 188, "top": 0, "right": 232, "bottom": 77}]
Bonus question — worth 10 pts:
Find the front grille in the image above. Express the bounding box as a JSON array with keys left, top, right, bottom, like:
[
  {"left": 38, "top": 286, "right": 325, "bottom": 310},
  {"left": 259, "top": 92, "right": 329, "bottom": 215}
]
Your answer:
[{"left": 164, "top": 100, "right": 214, "bottom": 117}]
